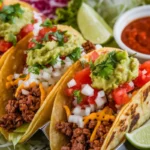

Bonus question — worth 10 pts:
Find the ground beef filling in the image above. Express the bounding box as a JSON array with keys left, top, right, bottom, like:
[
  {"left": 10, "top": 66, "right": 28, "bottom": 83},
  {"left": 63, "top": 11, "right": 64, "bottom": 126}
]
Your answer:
[
  {"left": 0, "top": 86, "right": 41, "bottom": 131},
  {"left": 82, "top": 41, "right": 95, "bottom": 52},
  {"left": 56, "top": 120, "right": 113, "bottom": 150}
]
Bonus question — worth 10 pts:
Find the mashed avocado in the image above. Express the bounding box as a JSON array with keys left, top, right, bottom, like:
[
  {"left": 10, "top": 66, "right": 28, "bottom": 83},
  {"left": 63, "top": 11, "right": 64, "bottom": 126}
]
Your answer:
[
  {"left": 0, "top": 6, "right": 33, "bottom": 41},
  {"left": 27, "top": 31, "right": 85, "bottom": 66},
  {"left": 91, "top": 51, "right": 139, "bottom": 92}
]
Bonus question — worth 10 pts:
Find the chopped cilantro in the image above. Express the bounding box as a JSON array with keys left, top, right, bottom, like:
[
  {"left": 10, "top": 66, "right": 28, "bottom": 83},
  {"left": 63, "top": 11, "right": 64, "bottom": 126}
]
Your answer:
[
  {"left": 28, "top": 64, "right": 46, "bottom": 74},
  {"left": 91, "top": 51, "right": 118, "bottom": 79},
  {"left": 41, "top": 19, "right": 52, "bottom": 27},
  {"left": 53, "top": 31, "right": 66, "bottom": 46},
  {"left": 29, "top": 39, "right": 44, "bottom": 50},
  {"left": 7, "top": 33, "right": 17, "bottom": 45},
  {"left": 68, "top": 47, "right": 81, "bottom": 62},
  {"left": 73, "top": 90, "right": 82, "bottom": 104},
  {"left": 0, "top": 4, "right": 24, "bottom": 23},
  {"left": 48, "top": 55, "right": 59, "bottom": 65},
  {"left": 42, "top": 32, "right": 52, "bottom": 42}
]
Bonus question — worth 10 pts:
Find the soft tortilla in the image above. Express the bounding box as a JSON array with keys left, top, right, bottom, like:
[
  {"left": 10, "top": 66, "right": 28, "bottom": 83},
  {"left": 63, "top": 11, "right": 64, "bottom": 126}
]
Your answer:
[
  {"left": 50, "top": 47, "right": 150, "bottom": 150},
  {"left": 0, "top": 25, "right": 85, "bottom": 143}
]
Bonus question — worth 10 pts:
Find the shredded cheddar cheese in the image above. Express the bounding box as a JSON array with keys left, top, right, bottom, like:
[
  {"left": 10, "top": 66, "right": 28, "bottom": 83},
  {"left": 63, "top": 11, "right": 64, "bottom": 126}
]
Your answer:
[{"left": 63, "top": 105, "right": 71, "bottom": 118}]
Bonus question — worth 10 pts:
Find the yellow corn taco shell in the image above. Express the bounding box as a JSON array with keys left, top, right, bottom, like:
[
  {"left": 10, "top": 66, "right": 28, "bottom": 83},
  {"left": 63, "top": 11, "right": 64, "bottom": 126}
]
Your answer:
[
  {"left": 0, "top": 25, "right": 85, "bottom": 143},
  {"left": 0, "top": 0, "right": 39, "bottom": 69},
  {"left": 50, "top": 47, "right": 150, "bottom": 150}
]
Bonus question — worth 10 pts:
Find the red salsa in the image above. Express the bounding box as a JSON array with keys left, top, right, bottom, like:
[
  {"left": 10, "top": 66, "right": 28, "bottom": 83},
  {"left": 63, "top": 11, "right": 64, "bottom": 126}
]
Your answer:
[{"left": 121, "top": 17, "right": 150, "bottom": 54}]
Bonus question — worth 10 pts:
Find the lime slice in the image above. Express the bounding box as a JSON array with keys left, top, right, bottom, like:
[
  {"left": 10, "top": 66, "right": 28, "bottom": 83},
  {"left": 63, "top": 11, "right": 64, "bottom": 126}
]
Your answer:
[
  {"left": 77, "top": 3, "right": 112, "bottom": 44},
  {"left": 126, "top": 121, "right": 150, "bottom": 150}
]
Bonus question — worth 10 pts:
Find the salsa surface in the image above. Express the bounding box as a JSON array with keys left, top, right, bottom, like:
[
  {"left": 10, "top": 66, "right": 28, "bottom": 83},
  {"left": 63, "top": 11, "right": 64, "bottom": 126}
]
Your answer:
[{"left": 121, "top": 17, "right": 150, "bottom": 54}]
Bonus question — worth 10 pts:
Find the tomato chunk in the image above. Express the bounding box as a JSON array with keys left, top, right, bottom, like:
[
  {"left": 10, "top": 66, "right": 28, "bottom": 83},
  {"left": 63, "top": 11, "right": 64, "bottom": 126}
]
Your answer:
[
  {"left": 74, "top": 67, "right": 92, "bottom": 85},
  {"left": 0, "top": 40, "right": 12, "bottom": 53},
  {"left": 112, "top": 88, "right": 130, "bottom": 105},
  {"left": 121, "top": 82, "right": 134, "bottom": 92},
  {"left": 19, "top": 24, "right": 34, "bottom": 39},
  {"left": 89, "top": 51, "right": 99, "bottom": 62}
]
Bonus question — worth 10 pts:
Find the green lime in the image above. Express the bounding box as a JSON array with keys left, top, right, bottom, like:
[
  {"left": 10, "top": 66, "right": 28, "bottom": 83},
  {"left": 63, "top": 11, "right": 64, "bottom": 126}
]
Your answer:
[
  {"left": 77, "top": 3, "right": 112, "bottom": 44},
  {"left": 126, "top": 121, "right": 150, "bottom": 150}
]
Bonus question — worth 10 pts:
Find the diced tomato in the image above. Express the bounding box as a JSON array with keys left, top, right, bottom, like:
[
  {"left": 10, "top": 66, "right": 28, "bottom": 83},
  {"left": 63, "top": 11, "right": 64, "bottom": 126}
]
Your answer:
[
  {"left": 0, "top": 40, "right": 12, "bottom": 52},
  {"left": 65, "top": 88, "right": 74, "bottom": 97},
  {"left": 112, "top": 88, "right": 130, "bottom": 105},
  {"left": 28, "top": 41, "right": 35, "bottom": 49},
  {"left": 140, "top": 61, "right": 150, "bottom": 72},
  {"left": 39, "top": 26, "right": 57, "bottom": 38},
  {"left": 19, "top": 24, "right": 34, "bottom": 39},
  {"left": 89, "top": 51, "right": 99, "bottom": 62},
  {"left": 87, "top": 89, "right": 99, "bottom": 104},
  {"left": 133, "top": 70, "right": 150, "bottom": 87},
  {"left": 121, "top": 82, "right": 134, "bottom": 92},
  {"left": 74, "top": 67, "right": 92, "bottom": 86}
]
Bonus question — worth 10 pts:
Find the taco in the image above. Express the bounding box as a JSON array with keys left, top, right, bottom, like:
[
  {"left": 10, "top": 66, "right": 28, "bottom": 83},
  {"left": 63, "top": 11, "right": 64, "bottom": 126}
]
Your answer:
[
  {"left": 0, "top": 21, "right": 96, "bottom": 144},
  {"left": 50, "top": 47, "right": 150, "bottom": 150},
  {"left": 0, "top": 0, "right": 43, "bottom": 66}
]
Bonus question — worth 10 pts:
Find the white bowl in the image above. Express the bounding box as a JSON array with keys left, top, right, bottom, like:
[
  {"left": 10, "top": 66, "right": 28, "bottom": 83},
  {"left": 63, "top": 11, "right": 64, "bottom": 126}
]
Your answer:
[{"left": 114, "top": 5, "right": 150, "bottom": 61}]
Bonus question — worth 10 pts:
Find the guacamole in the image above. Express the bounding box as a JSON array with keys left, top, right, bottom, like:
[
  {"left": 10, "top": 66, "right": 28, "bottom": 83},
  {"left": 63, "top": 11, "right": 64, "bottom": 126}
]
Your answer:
[
  {"left": 91, "top": 51, "right": 139, "bottom": 92},
  {"left": 27, "top": 31, "right": 85, "bottom": 66},
  {"left": 0, "top": 6, "right": 33, "bottom": 41}
]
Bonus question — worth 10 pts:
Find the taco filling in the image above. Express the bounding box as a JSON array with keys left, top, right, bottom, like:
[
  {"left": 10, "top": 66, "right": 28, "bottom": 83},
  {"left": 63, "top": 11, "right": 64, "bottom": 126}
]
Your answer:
[
  {"left": 55, "top": 50, "right": 150, "bottom": 150},
  {"left": 0, "top": 2, "right": 43, "bottom": 55},
  {"left": 0, "top": 22, "right": 94, "bottom": 134}
]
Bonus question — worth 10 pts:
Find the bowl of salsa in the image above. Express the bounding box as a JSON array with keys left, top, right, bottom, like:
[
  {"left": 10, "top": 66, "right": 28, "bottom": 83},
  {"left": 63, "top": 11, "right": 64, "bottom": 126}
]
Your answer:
[{"left": 114, "top": 5, "right": 150, "bottom": 61}]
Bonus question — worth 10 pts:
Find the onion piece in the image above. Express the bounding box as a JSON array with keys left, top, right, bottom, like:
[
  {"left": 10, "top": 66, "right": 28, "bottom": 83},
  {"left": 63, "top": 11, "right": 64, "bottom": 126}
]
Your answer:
[
  {"left": 14, "top": 73, "right": 19, "bottom": 79},
  {"left": 85, "top": 107, "right": 91, "bottom": 116},
  {"left": 81, "top": 84, "right": 94, "bottom": 96},
  {"left": 95, "top": 97, "right": 106, "bottom": 109},
  {"left": 128, "top": 81, "right": 134, "bottom": 87},
  {"left": 95, "top": 44, "right": 102, "bottom": 50},
  {"left": 97, "top": 90, "right": 105, "bottom": 98},
  {"left": 67, "top": 79, "right": 77, "bottom": 88},
  {"left": 42, "top": 72, "right": 51, "bottom": 81},
  {"left": 22, "top": 89, "right": 29, "bottom": 95}
]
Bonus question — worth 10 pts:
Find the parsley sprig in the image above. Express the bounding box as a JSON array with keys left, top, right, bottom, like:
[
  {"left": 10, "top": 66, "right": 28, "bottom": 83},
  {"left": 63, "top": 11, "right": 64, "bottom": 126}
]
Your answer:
[
  {"left": 0, "top": 4, "right": 24, "bottom": 23},
  {"left": 73, "top": 90, "right": 82, "bottom": 104},
  {"left": 91, "top": 51, "right": 118, "bottom": 79},
  {"left": 43, "top": 30, "right": 67, "bottom": 46},
  {"left": 41, "top": 19, "right": 52, "bottom": 27},
  {"left": 68, "top": 47, "right": 81, "bottom": 62}
]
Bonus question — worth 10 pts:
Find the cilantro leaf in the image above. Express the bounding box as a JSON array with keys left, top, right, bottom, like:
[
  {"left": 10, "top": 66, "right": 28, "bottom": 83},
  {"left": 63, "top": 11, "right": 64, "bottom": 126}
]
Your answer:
[
  {"left": 68, "top": 47, "right": 81, "bottom": 62},
  {"left": 41, "top": 19, "right": 52, "bottom": 27},
  {"left": 0, "top": 4, "right": 24, "bottom": 23},
  {"left": 48, "top": 54, "right": 59, "bottom": 65},
  {"left": 73, "top": 90, "right": 82, "bottom": 104},
  {"left": 19, "top": 74, "right": 26, "bottom": 78},
  {"left": 42, "top": 32, "right": 52, "bottom": 42},
  {"left": 29, "top": 39, "right": 44, "bottom": 50},
  {"left": 28, "top": 64, "right": 46, "bottom": 74},
  {"left": 91, "top": 51, "right": 118, "bottom": 79}
]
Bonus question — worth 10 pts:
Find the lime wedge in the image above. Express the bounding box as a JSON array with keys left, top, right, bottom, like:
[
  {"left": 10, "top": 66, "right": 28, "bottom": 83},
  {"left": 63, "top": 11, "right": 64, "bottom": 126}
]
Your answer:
[
  {"left": 77, "top": 3, "right": 112, "bottom": 44},
  {"left": 126, "top": 121, "right": 150, "bottom": 150}
]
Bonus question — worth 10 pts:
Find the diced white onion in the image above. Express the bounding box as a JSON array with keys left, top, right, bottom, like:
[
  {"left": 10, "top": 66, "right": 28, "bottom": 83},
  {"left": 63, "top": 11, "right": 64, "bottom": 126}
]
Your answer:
[
  {"left": 85, "top": 107, "right": 91, "bottom": 116},
  {"left": 14, "top": 73, "right": 20, "bottom": 79},
  {"left": 97, "top": 90, "right": 105, "bottom": 98},
  {"left": 23, "top": 68, "right": 28, "bottom": 74},
  {"left": 95, "top": 97, "right": 106, "bottom": 108},
  {"left": 68, "top": 115, "right": 83, "bottom": 128},
  {"left": 42, "top": 72, "right": 51, "bottom": 81},
  {"left": 67, "top": 79, "right": 76, "bottom": 88},
  {"left": 52, "top": 70, "right": 61, "bottom": 77},
  {"left": 95, "top": 44, "right": 102, "bottom": 50},
  {"left": 81, "top": 52, "right": 86, "bottom": 56},
  {"left": 81, "top": 84, "right": 94, "bottom": 96},
  {"left": 73, "top": 99, "right": 77, "bottom": 106},
  {"left": 53, "top": 61, "right": 62, "bottom": 69},
  {"left": 18, "top": 80, "right": 23, "bottom": 86},
  {"left": 73, "top": 106, "right": 81, "bottom": 115},
  {"left": 142, "top": 69, "right": 147, "bottom": 75},
  {"left": 65, "top": 57, "right": 72, "bottom": 62},
  {"left": 28, "top": 78, "right": 39, "bottom": 84},
  {"left": 129, "top": 81, "right": 134, "bottom": 87},
  {"left": 65, "top": 61, "right": 73, "bottom": 67},
  {"left": 23, "top": 81, "right": 30, "bottom": 87},
  {"left": 21, "top": 89, "right": 29, "bottom": 95},
  {"left": 30, "top": 73, "right": 38, "bottom": 79},
  {"left": 78, "top": 117, "right": 84, "bottom": 128}
]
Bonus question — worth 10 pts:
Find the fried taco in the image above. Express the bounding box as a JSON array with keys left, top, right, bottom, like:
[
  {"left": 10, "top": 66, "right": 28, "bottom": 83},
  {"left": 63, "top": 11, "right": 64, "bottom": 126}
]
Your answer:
[
  {"left": 0, "top": 0, "right": 43, "bottom": 67},
  {"left": 50, "top": 47, "right": 150, "bottom": 150},
  {"left": 0, "top": 21, "right": 96, "bottom": 144}
]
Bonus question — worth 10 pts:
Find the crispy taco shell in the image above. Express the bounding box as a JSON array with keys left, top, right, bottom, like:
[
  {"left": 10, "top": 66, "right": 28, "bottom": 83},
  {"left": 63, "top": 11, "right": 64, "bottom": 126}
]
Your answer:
[
  {"left": 0, "top": 0, "right": 38, "bottom": 69},
  {"left": 50, "top": 47, "right": 150, "bottom": 150},
  {"left": 0, "top": 25, "right": 84, "bottom": 143}
]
